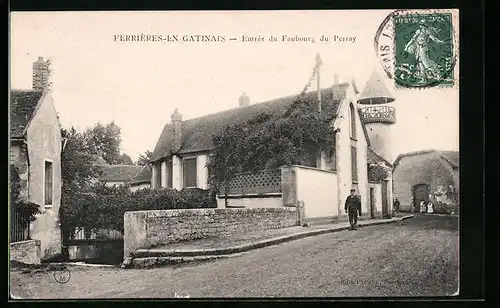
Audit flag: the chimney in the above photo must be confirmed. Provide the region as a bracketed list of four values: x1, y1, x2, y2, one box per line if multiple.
[32, 56, 49, 92]
[334, 74, 339, 85]
[171, 108, 183, 153]
[238, 92, 250, 107]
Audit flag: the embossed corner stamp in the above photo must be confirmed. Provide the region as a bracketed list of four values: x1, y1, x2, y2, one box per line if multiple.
[375, 9, 458, 89]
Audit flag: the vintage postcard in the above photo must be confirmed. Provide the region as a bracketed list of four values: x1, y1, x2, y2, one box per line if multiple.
[9, 9, 459, 299]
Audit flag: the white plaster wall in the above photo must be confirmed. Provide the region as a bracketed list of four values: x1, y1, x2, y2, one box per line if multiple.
[160, 161, 167, 188]
[369, 183, 382, 213]
[130, 183, 150, 192]
[216, 196, 282, 208]
[295, 166, 338, 219]
[334, 86, 370, 217]
[172, 155, 181, 189]
[197, 154, 208, 189]
[104, 181, 126, 187]
[365, 122, 394, 164]
[25, 93, 62, 260]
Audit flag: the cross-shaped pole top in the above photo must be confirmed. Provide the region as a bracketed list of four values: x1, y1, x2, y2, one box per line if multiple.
[315, 53, 323, 68]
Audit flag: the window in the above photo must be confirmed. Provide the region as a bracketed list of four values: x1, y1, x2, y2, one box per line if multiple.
[154, 163, 161, 188]
[44, 160, 53, 206]
[183, 158, 197, 188]
[351, 146, 358, 182]
[167, 160, 173, 188]
[349, 103, 356, 139]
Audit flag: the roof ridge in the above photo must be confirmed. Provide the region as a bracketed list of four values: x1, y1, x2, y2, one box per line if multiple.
[368, 147, 393, 167]
[180, 83, 350, 124]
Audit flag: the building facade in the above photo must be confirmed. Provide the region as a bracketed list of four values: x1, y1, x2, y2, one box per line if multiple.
[148, 72, 395, 221]
[10, 89, 63, 260]
[393, 150, 459, 214]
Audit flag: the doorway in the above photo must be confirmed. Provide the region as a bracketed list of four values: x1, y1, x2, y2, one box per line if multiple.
[369, 187, 375, 218]
[381, 180, 389, 218]
[413, 184, 430, 213]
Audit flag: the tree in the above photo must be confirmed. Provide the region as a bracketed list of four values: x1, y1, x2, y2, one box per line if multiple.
[137, 150, 154, 166]
[60, 127, 106, 239]
[208, 97, 336, 206]
[83, 122, 122, 165]
[118, 153, 134, 165]
[10, 164, 21, 202]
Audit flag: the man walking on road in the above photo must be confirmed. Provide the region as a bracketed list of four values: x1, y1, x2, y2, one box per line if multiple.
[345, 188, 362, 230]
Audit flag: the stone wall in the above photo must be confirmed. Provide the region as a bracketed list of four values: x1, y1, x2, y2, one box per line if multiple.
[216, 196, 282, 208]
[124, 207, 298, 258]
[393, 151, 458, 214]
[10, 240, 41, 265]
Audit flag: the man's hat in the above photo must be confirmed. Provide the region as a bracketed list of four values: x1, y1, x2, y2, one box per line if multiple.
[350, 189, 356, 192]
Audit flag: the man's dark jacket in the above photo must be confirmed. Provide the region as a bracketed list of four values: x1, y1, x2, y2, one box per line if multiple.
[345, 195, 362, 215]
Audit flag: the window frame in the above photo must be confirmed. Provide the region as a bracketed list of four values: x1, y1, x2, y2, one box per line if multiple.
[42, 158, 54, 208]
[182, 157, 198, 188]
[349, 103, 357, 140]
[351, 145, 358, 183]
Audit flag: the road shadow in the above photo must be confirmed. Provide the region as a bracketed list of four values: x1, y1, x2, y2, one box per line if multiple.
[399, 214, 458, 231]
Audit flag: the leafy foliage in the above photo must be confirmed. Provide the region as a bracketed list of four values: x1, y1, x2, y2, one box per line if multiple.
[118, 153, 134, 165]
[59, 185, 216, 234]
[368, 164, 389, 183]
[207, 97, 336, 198]
[10, 165, 40, 228]
[10, 164, 21, 202]
[83, 122, 123, 165]
[137, 150, 154, 166]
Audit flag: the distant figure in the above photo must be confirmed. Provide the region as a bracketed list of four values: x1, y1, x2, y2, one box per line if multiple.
[345, 189, 362, 230]
[393, 199, 400, 213]
[420, 200, 426, 213]
[427, 201, 434, 214]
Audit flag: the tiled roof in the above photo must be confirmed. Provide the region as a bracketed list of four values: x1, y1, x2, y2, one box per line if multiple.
[98, 165, 143, 182]
[367, 147, 393, 168]
[393, 150, 459, 169]
[152, 84, 350, 162]
[10, 90, 44, 138]
[437, 151, 459, 169]
[357, 70, 395, 104]
[130, 165, 152, 184]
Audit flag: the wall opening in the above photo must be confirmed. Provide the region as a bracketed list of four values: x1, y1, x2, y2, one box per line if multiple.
[44, 160, 53, 206]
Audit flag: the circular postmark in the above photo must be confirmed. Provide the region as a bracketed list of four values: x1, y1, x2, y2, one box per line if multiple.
[374, 9, 458, 88]
[53, 268, 71, 284]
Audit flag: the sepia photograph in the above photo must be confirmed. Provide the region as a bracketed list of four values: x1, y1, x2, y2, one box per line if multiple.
[9, 9, 460, 299]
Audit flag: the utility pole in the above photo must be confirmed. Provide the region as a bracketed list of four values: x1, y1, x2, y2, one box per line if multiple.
[315, 53, 323, 113]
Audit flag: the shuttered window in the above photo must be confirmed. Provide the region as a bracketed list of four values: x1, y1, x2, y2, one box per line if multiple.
[44, 160, 53, 205]
[351, 146, 358, 182]
[183, 158, 197, 188]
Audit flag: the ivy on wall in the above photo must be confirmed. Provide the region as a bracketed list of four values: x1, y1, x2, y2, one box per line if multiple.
[368, 164, 389, 183]
[207, 98, 337, 205]
[10, 164, 41, 232]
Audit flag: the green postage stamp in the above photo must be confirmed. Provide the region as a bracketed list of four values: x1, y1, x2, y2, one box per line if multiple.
[375, 10, 458, 89]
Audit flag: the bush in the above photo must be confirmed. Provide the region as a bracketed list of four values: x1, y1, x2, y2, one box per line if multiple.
[10, 164, 41, 228]
[59, 185, 217, 234]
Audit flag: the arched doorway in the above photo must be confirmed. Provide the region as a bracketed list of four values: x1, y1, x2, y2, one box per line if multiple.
[412, 184, 430, 213]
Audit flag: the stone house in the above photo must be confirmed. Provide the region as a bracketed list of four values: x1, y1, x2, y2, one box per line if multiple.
[393, 150, 459, 214]
[97, 164, 142, 187]
[10, 89, 63, 261]
[148, 76, 395, 223]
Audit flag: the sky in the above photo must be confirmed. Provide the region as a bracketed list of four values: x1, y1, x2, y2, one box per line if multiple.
[10, 10, 459, 163]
